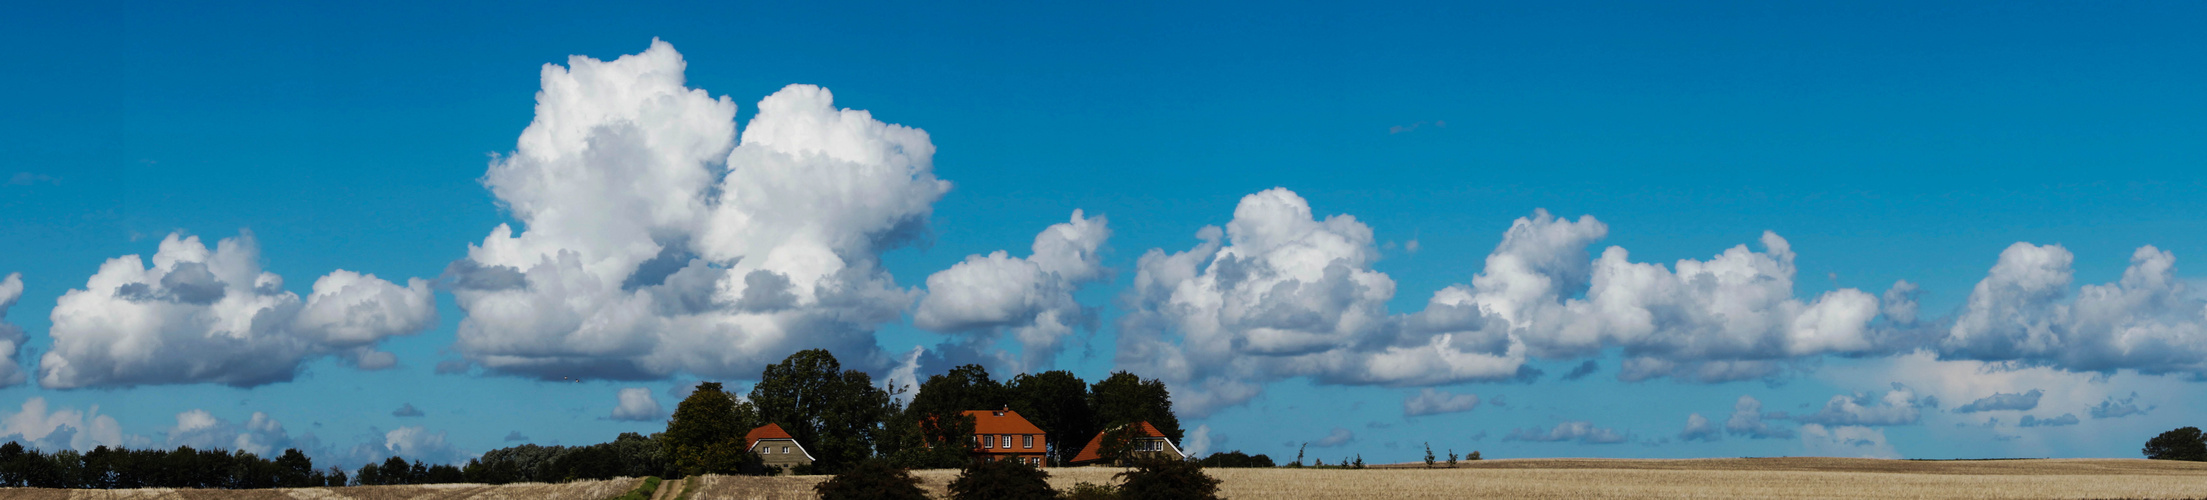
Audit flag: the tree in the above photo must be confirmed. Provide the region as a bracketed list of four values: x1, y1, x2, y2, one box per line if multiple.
[1009, 370, 1095, 465]
[1116, 456, 1221, 500]
[1096, 423, 1147, 466]
[275, 449, 313, 487]
[1446, 449, 1458, 468]
[2144, 427, 2207, 461]
[752, 349, 895, 474]
[1194, 451, 1274, 468]
[1423, 443, 1435, 468]
[1288, 444, 1306, 468]
[663, 381, 762, 476]
[815, 459, 928, 500]
[1091, 371, 1182, 443]
[948, 457, 1058, 500]
[910, 364, 1010, 415]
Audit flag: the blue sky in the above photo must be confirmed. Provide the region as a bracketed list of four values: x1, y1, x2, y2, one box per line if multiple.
[3, 1, 2206, 466]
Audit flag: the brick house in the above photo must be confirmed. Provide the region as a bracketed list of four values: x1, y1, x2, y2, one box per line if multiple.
[746, 423, 813, 471]
[1069, 421, 1184, 466]
[967, 408, 1049, 467]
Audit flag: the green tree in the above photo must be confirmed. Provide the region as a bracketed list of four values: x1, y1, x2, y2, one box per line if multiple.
[815, 459, 928, 500]
[1423, 443, 1435, 468]
[1090, 371, 1183, 443]
[948, 457, 1058, 500]
[1009, 370, 1095, 465]
[1116, 456, 1221, 500]
[2144, 426, 2207, 461]
[663, 381, 763, 476]
[909, 364, 1009, 415]
[751, 349, 894, 474]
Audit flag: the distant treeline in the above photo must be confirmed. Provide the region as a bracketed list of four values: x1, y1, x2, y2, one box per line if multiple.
[0, 349, 1198, 489]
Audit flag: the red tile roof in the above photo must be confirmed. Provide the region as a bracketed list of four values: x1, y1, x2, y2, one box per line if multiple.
[965, 409, 1046, 435]
[745, 423, 794, 449]
[1070, 421, 1170, 464]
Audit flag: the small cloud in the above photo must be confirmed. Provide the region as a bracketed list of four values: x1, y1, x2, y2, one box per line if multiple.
[1387, 120, 1447, 134]
[1953, 389, 2042, 413]
[609, 387, 667, 421]
[1726, 396, 1794, 439]
[1794, 384, 1932, 427]
[503, 431, 530, 442]
[1504, 421, 1627, 444]
[1403, 388, 1480, 417]
[391, 404, 424, 418]
[1404, 239, 1421, 254]
[1679, 413, 1720, 442]
[1310, 428, 1355, 448]
[1799, 424, 1898, 459]
[1561, 360, 1600, 381]
[433, 360, 472, 375]
[2019, 413, 2080, 428]
[7, 172, 58, 186]
[2088, 393, 2149, 419]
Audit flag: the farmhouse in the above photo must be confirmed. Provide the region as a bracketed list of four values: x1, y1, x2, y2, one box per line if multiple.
[746, 423, 813, 470]
[1069, 421, 1183, 466]
[967, 408, 1049, 467]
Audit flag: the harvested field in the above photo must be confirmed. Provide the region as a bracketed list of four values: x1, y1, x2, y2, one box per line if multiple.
[0, 477, 642, 499]
[3, 459, 2202, 499]
[678, 458, 2207, 500]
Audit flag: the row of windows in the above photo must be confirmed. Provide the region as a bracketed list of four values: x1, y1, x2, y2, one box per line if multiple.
[760, 443, 794, 455]
[977, 434, 1037, 449]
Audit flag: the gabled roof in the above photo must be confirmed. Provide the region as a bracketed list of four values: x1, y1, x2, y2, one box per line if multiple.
[1070, 422, 1179, 464]
[964, 409, 1046, 435]
[746, 423, 815, 461]
[745, 423, 794, 448]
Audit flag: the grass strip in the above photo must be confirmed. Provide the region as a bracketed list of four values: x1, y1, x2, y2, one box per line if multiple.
[673, 476, 699, 500]
[605, 476, 662, 500]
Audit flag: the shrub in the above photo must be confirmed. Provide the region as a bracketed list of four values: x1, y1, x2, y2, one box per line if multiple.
[1065, 481, 1121, 500]
[608, 476, 662, 500]
[815, 459, 928, 500]
[1194, 451, 1274, 468]
[1116, 456, 1221, 500]
[2144, 427, 2207, 461]
[949, 458, 1058, 500]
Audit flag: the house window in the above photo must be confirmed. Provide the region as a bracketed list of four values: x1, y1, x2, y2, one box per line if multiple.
[1001, 435, 1012, 448]
[782, 446, 791, 455]
[1024, 435, 1034, 448]
[983, 434, 994, 448]
[762, 446, 772, 454]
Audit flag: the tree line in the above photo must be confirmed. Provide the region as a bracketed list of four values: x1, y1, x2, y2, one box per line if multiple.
[0, 348, 1196, 489]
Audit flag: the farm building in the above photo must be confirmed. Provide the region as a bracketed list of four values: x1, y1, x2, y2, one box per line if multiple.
[1070, 421, 1183, 466]
[967, 407, 1049, 467]
[746, 423, 813, 471]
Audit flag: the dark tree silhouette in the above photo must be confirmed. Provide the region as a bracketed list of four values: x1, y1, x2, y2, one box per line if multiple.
[2144, 426, 2207, 461]
[1009, 370, 1095, 465]
[1117, 455, 1221, 500]
[815, 459, 928, 500]
[1091, 371, 1183, 442]
[948, 457, 1058, 500]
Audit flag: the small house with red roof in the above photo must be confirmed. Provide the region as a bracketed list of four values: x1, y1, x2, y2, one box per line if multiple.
[746, 423, 813, 470]
[966, 408, 1049, 467]
[1069, 421, 1183, 466]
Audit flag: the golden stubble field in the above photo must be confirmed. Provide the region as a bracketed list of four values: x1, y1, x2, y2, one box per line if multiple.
[4, 458, 2203, 499]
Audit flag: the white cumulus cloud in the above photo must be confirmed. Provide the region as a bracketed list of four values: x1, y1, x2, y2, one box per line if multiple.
[1503, 421, 1628, 444]
[0, 397, 135, 451]
[1942, 244, 2207, 375]
[41, 232, 433, 388]
[0, 273, 27, 386]
[1402, 388, 1480, 417]
[915, 210, 1109, 374]
[1800, 423, 1899, 458]
[1795, 384, 1934, 427]
[610, 387, 666, 421]
[447, 40, 950, 380]
[1725, 395, 1794, 439]
[1679, 413, 1720, 442]
[165, 409, 315, 457]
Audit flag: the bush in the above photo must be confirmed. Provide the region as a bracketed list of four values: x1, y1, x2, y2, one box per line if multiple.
[815, 459, 928, 500]
[1065, 481, 1121, 500]
[2144, 427, 2207, 461]
[1116, 456, 1220, 500]
[1194, 451, 1273, 468]
[608, 476, 662, 500]
[948, 458, 1058, 500]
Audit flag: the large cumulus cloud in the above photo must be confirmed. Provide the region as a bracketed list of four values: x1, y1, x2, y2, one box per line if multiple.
[41, 232, 434, 388]
[1940, 244, 2207, 375]
[447, 40, 949, 380]
[1116, 189, 1893, 415]
[914, 210, 1109, 374]
[0, 273, 26, 386]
